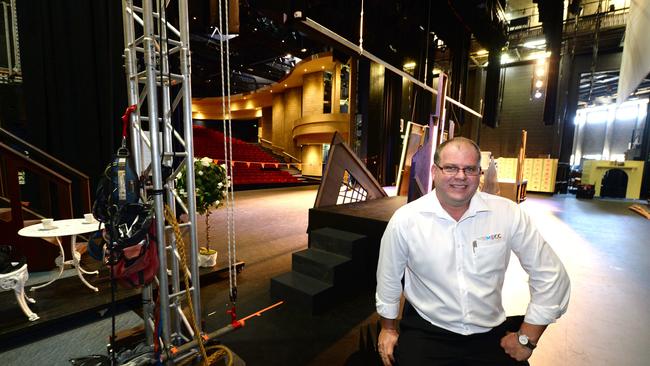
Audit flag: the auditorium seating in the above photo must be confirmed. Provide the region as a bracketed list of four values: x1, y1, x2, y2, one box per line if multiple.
[193, 125, 303, 187]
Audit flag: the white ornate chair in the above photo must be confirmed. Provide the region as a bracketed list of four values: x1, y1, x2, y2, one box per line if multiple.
[0, 262, 39, 321]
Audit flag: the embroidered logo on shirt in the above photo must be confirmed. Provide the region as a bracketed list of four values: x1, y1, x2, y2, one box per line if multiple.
[482, 233, 502, 241]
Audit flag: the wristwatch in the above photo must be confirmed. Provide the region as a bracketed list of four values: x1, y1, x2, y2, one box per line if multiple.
[517, 331, 537, 350]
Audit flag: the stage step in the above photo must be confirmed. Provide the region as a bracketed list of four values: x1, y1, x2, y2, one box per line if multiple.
[270, 271, 336, 314]
[271, 228, 369, 314]
[309, 227, 367, 258]
[292, 248, 352, 286]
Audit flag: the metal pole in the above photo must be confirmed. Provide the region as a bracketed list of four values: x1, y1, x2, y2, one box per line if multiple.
[9, 0, 20, 72]
[121, 0, 154, 345]
[122, 1, 143, 175]
[142, 0, 172, 348]
[156, 0, 184, 340]
[2, 3, 12, 73]
[179, 0, 201, 324]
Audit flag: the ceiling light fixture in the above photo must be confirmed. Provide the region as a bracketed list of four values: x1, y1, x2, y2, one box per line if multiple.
[523, 39, 546, 49]
[301, 48, 307, 53]
[403, 61, 416, 69]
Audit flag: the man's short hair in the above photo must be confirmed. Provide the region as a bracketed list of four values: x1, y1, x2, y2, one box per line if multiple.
[433, 137, 481, 166]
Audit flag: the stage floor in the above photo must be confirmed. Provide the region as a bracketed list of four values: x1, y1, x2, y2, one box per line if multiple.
[0, 259, 243, 348]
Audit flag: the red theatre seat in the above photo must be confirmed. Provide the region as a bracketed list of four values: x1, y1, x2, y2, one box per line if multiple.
[193, 125, 301, 186]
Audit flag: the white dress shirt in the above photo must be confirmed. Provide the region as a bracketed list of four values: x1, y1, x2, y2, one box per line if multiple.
[376, 190, 570, 335]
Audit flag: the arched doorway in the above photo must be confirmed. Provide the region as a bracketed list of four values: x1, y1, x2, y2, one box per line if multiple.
[600, 169, 628, 198]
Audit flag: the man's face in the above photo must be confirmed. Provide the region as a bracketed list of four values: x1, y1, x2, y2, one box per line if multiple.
[433, 142, 481, 210]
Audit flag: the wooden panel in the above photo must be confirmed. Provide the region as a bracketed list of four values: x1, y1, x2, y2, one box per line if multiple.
[497, 157, 559, 193]
[302, 72, 324, 117]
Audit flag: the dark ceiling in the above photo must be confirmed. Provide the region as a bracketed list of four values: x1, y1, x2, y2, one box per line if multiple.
[188, 0, 510, 98]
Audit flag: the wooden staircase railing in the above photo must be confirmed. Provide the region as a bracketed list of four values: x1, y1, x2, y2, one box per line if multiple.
[0, 128, 92, 270]
[0, 127, 91, 212]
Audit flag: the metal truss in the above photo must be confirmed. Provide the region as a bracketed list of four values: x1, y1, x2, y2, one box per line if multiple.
[121, 0, 200, 354]
[1, 0, 21, 84]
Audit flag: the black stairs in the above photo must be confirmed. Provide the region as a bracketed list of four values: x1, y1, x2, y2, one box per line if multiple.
[270, 227, 367, 314]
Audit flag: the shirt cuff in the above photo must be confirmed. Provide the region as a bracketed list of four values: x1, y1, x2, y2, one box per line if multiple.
[375, 293, 400, 319]
[524, 302, 564, 325]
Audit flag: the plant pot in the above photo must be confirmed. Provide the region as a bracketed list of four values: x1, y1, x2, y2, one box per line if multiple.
[198, 248, 217, 268]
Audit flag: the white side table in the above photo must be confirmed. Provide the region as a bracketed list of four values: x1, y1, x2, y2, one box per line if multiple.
[18, 218, 103, 292]
[0, 263, 39, 321]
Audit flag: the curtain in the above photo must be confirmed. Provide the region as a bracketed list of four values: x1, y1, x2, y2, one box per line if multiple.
[17, 0, 126, 187]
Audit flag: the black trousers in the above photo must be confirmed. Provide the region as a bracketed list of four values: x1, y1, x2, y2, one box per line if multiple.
[396, 302, 530, 366]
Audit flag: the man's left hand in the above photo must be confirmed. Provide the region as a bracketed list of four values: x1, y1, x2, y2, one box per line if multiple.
[500, 332, 533, 361]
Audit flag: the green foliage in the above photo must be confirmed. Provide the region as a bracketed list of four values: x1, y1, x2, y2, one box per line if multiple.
[176, 157, 229, 215]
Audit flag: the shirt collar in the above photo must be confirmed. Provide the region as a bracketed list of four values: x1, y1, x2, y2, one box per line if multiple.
[418, 190, 491, 219]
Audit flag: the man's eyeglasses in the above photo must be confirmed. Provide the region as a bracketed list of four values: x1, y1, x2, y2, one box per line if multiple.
[435, 164, 481, 176]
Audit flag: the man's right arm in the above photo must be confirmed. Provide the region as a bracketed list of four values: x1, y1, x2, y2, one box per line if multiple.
[375, 215, 409, 366]
[378, 316, 399, 366]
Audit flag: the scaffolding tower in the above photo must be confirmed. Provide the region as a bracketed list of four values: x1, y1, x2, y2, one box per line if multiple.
[121, 0, 201, 354]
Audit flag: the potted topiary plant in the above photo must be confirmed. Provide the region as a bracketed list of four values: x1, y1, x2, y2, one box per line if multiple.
[176, 157, 229, 267]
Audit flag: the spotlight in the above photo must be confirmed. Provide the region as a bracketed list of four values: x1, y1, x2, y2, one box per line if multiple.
[403, 61, 416, 69]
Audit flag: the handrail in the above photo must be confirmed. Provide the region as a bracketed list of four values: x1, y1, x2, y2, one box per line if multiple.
[0, 127, 91, 213]
[1, 141, 74, 223]
[0, 127, 89, 179]
[259, 137, 301, 164]
[508, 6, 628, 36]
[0, 141, 75, 270]
[0, 142, 72, 186]
[0, 195, 43, 220]
[282, 151, 301, 163]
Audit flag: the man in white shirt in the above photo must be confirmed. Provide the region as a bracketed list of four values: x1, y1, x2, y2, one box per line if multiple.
[376, 137, 570, 365]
